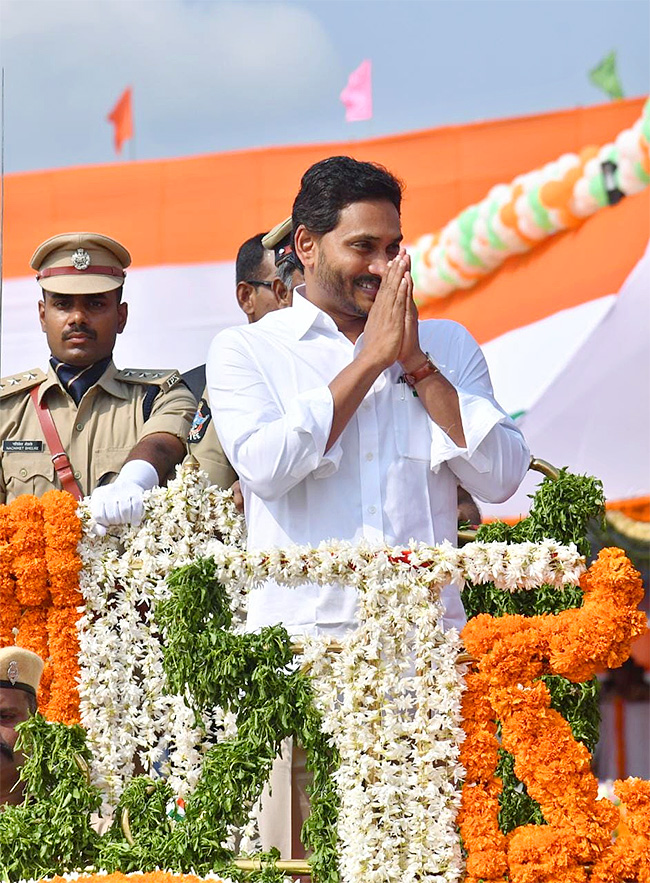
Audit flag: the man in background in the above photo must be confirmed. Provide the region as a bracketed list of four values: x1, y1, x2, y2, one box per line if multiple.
[0, 647, 43, 806]
[0, 233, 195, 533]
[186, 231, 293, 487]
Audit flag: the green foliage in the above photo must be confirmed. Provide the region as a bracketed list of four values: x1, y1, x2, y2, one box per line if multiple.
[0, 715, 102, 879]
[95, 777, 175, 871]
[496, 749, 545, 834]
[473, 468, 605, 558]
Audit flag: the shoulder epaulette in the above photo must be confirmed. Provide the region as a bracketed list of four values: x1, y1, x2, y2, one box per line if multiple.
[0, 368, 47, 399]
[114, 368, 182, 394]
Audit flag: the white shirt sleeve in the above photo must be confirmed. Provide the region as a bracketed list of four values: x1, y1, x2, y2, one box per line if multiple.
[207, 330, 342, 500]
[423, 322, 530, 503]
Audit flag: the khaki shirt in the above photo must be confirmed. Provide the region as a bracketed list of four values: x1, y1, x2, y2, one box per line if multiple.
[185, 384, 237, 489]
[0, 362, 196, 503]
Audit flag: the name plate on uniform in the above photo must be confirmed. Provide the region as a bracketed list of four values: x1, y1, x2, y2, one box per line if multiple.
[2, 440, 45, 453]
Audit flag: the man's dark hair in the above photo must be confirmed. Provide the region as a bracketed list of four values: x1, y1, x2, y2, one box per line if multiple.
[235, 233, 269, 284]
[292, 156, 403, 236]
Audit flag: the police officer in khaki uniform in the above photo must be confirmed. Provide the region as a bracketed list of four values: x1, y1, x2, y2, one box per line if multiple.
[0, 647, 43, 806]
[186, 231, 294, 488]
[0, 233, 196, 532]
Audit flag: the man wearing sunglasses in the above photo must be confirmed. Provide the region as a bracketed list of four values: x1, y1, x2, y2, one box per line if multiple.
[186, 233, 291, 488]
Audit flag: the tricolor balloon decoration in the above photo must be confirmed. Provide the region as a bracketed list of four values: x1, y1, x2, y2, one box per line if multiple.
[412, 98, 650, 301]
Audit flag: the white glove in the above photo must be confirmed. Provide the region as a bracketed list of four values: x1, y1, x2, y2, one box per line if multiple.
[89, 460, 159, 536]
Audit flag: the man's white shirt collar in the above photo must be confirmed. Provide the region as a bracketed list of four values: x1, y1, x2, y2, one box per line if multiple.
[273, 285, 345, 341]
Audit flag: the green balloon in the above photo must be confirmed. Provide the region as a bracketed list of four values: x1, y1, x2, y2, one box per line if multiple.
[588, 172, 609, 207]
[437, 249, 458, 287]
[634, 161, 650, 186]
[486, 202, 507, 251]
[529, 187, 554, 232]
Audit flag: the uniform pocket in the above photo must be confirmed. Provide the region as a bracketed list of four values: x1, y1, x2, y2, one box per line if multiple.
[92, 448, 131, 487]
[391, 383, 432, 462]
[3, 453, 56, 499]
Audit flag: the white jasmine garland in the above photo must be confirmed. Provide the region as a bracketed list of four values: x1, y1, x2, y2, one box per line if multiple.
[72, 465, 585, 879]
[76, 465, 247, 806]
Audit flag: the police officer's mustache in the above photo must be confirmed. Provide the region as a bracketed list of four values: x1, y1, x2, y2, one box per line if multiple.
[63, 324, 97, 340]
[0, 739, 14, 762]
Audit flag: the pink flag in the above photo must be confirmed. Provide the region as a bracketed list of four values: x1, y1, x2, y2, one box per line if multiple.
[340, 59, 372, 122]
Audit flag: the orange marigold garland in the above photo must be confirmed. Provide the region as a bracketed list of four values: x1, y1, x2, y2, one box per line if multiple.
[41, 489, 83, 723]
[41, 488, 83, 607]
[457, 669, 507, 883]
[590, 778, 650, 883]
[45, 604, 82, 723]
[0, 503, 20, 646]
[460, 548, 648, 882]
[40, 874, 234, 883]
[8, 494, 50, 606]
[1, 490, 83, 722]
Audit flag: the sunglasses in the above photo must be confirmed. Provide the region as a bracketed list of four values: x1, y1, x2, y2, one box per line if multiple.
[246, 280, 274, 290]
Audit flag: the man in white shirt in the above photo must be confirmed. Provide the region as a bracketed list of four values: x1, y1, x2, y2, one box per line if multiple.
[208, 156, 529, 635]
[208, 156, 529, 856]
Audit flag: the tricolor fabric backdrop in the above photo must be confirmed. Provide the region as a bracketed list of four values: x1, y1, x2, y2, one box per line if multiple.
[3, 97, 648, 519]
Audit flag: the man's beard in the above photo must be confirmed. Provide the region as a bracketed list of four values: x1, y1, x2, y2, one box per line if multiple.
[315, 253, 374, 320]
[0, 739, 15, 762]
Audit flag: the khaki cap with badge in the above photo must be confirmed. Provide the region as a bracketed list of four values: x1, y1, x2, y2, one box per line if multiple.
[261, 217, 294, 267]
[0, 647, 44, 697]
[30, 232, 131, 295]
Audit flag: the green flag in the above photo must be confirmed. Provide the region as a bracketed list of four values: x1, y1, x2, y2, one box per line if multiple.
[589, 51, 625, 100]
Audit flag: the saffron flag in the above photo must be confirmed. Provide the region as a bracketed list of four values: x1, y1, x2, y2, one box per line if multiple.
[589, 51, 625, 100]
[107, 86, 134, 154]
[340, 59, 372, 122]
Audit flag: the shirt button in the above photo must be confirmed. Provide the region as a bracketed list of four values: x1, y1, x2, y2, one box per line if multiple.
[368, 505, 377, 515]
[75, 423, 84, 432]
[365, 452, 374, 461]
[73, 470, 81, 480]
[19, 468, 27, 477]
[362, 401, 371, 411]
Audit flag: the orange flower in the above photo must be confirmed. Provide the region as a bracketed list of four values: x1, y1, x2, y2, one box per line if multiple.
[8, 495, 50, 607]
[41, 489, 82, 607]
[459, 548, 644, 881]
[2, 491, 83, 723]
[45, 604, 81, 724]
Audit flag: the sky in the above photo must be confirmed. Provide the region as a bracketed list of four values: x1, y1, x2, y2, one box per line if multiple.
[0, 0, 648, 174]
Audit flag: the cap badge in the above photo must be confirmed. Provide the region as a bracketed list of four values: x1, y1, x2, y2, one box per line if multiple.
[7, 660, 18, 685]
[71, 248, 91, 271]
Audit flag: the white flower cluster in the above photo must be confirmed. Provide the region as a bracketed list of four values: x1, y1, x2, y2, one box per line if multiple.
[301, 569, 466, 883]
[201, 536, 585, 595]
[76, 465, 246, 806]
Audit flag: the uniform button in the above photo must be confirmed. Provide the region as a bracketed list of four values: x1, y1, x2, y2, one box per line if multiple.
[368, 505, 377, 515]
[73, 470, 81, 480]
[365, 452, 374, 461]
[362, 401, 371, 411]
[75, 423, 84, 432]
[20, 468, 27, 477]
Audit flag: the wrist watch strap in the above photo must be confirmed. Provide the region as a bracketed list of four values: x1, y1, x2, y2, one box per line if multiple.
[402, 353, 439, 388]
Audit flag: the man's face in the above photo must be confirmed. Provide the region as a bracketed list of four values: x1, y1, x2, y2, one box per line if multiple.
[306, 199, 402, 322]
[38, 290, 128, 367]
[238, 250, 282, 323]
[0, 688, 31, 803]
